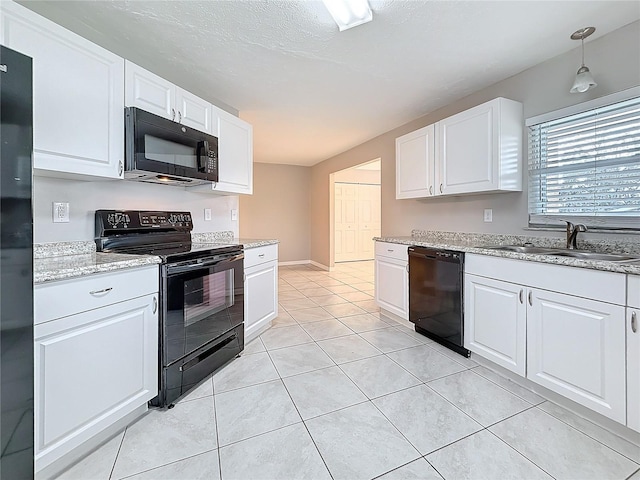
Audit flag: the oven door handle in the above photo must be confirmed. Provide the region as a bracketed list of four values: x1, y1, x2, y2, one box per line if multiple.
[167, 253, 244, 275]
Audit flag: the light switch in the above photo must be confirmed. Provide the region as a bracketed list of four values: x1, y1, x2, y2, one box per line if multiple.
[231, 209, 238, 221]
[204, 208, 212, 221]
[483, 209, 493, 222]
[53, 202, 70, 223]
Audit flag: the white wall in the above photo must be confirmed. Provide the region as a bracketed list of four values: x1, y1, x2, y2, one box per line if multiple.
[309, 21, 640, 266]
[34, 176, 239, 243]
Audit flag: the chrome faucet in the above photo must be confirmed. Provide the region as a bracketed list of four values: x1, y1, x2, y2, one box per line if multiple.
[565, 221, 587, 249]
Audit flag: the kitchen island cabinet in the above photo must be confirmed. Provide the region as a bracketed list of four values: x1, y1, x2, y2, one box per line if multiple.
[34, 266, 159, 475]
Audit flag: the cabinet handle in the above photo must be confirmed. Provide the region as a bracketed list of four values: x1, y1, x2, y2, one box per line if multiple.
[429, 185, 433, 195]
[519, 289, 523, 304]
[632, 311, 638, 333]
[89, 287, 112, 296]
[406, 264, 409, 272]
[178, 111, 182, 123]
[387, 249, 394, 252]
[440, 183, 443, 194]
[258, 254, 265, 258]
[153, 296, 158, 314]
[528, 290, 533, 306]
[118, 160, 123, 176]
[171, 108, 176, 121]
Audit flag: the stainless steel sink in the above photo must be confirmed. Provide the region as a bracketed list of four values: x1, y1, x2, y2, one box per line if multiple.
[481, 245, 640, 262]
[481, 245, 558, 254]
[548, 251, 640, 262]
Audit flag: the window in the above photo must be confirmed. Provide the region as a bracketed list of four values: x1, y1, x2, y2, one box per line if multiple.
[527, 92, 640, 230]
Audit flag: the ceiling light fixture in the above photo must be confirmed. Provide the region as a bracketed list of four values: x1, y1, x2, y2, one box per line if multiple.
[322, 0, 372, 31]
[569, 26, 597, 94]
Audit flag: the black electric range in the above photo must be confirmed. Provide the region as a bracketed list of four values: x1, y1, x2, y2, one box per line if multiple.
[95, 210, 245, 407]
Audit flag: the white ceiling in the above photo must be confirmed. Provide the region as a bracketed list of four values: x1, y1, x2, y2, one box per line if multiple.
[20, 1, 640, 167]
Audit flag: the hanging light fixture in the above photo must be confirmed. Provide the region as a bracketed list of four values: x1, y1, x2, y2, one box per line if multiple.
[322, 0, 373, 31]
[569, 26, 597, 94]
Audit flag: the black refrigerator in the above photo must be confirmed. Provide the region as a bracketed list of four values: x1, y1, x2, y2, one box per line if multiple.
[0, 45, 34, 479]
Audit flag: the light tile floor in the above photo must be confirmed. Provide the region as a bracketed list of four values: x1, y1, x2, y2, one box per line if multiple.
[58, 261, 640, 480]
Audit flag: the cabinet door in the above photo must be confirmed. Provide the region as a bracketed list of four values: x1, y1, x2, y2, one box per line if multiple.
[464, 274, 526, 375]
[176, 88, 213, 134]
[375, 256, 408, 320]
[213, 108, 253, 194]
[628, 308, 640, 432]
[244, 261, 278, 343]
[527, 289, 626, 423]
[1, 2, 124, 179]
[125, 60, 175, 120]
[396, 125, 435, 199]
[34, 294, 158, 470]
[438, 100, 497, 195]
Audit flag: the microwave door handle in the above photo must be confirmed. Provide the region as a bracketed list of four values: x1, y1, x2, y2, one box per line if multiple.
[196, 140, 209, 173]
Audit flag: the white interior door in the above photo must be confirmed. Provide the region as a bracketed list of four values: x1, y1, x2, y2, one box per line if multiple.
[335, 182, 381, 263]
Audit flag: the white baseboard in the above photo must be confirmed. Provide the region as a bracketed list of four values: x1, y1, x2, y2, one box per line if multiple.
[310, 260, 332, 271]
[278, 260, 333, 271]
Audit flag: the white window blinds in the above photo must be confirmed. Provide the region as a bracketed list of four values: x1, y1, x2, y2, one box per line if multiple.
[528, 96, 640, 229]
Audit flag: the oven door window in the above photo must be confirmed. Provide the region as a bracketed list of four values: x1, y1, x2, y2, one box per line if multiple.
[165, 264, 244, 365]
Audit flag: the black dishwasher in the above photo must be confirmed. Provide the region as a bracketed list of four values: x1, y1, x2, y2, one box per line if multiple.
[408, 246, 469, 357]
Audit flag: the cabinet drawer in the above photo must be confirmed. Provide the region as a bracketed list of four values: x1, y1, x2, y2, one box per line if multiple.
[628, 275, 640, 308]
[244, 244, 278, 268]
[35, 266, 158, 324]
[375, 242, 408, 261]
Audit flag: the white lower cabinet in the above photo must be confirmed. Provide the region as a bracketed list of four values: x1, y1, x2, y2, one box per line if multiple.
[527, 289, 626, 423]
[464, 274, 526, 375]
[34, 267, 158, 472]
[626, 275, 640, 432]
[464, 254, 628, 424]
[374, 242, 408, 320]
[244, 245, 278, 343]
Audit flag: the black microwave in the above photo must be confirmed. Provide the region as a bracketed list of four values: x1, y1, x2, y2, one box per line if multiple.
[124, 107, 218, 186]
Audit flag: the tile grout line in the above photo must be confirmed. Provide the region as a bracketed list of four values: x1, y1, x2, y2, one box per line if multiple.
[107, 426, 128, 480]
[530, 404, 640, 465]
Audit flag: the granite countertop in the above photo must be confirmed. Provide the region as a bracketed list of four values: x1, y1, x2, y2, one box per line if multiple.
[34, 252, 161, 285]
[375, 232, 640, 275]
[191, 232, 278, 249]
[34, 235, 279, 284]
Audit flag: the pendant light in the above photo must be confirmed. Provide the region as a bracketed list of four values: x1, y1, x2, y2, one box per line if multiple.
[570, 27, 597, 94]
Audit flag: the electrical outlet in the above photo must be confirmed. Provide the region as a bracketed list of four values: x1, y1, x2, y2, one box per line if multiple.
[204, 208, 212, 221]
[231, 209, 238, 221]
[483, 208, 493, 223]
[53, 202, 70, 223]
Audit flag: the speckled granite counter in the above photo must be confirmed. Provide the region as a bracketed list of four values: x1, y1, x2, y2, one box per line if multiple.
[191, 233, 279, 250]
[374, 231, 640, 275]
[34, 241, 161, 285]
[34, 235, 278, 284]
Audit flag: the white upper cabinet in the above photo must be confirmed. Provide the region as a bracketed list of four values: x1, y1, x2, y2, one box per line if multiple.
[396, 125, 436, 199]
[125, 61, 253, 194]
[210, 107, 253, 195]
[125, 61, 213, 134]
[125, 62, 174, 120]
[395, 97, 523, 199]
[1, 1, 124, 179]
[438, 97, 522, 195]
